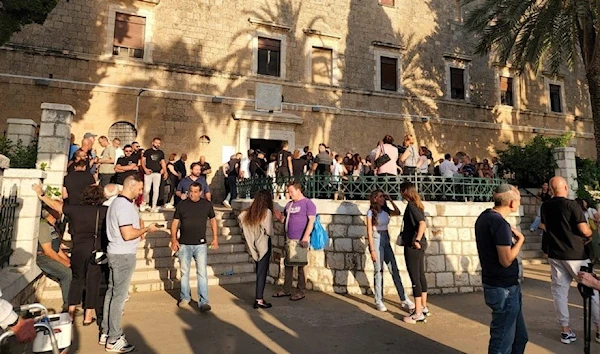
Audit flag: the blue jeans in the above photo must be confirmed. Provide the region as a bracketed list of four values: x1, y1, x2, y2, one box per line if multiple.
[179, 244, 209, 305]
[101, 253, 136, 342]
[483, 284, 528, 354]
[373, 230, 407, 305]
[36, 254, 72, 309]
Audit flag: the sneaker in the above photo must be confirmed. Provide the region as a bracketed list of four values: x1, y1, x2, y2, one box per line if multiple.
[401, 298, 415, 311]
[596, 332, 600, 343]
[199, 304, 212, 312]
[178, 299, 191, 310]
[139, 204, 149, 212]
[222, 200, 231, 208]
[149, 207, 159, 213]
[529, 228, 535, 232]
[163, 203, 174, 210]
[105, 335, 135, 353]
[98, 334, 108, 346]
[403, 312, 426, 324]
[422, 306, 431, 317]
[560, 330, 577, 344]
[375, 303, 388, 312]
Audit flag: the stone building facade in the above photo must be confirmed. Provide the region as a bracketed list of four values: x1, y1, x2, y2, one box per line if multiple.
[0, 0, 594, 198]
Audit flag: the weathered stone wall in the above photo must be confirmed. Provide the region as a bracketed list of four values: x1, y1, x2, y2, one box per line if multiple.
[234, 199, 521, 296]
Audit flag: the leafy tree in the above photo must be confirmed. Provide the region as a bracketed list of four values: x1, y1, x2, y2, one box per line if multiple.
[464, 0, 600, 162]
[0, 136, 38, 168]
[0, 0, 60, 46]
[498, 133, 572, 187]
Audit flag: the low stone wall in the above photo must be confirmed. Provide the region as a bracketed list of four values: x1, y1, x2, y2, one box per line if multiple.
[233, 200, 522, 296]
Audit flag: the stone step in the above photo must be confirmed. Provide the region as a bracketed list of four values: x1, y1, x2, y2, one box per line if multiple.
[521, 242, 541, 251]
[138, 235, 244, 248]
[521, 258, 549, 265]
[41, 273, 256, 299]
[145, 226, 241, 238]
[136, 243, 246, 258]
[140, 210, 236, 222]
[521, 250, 544, 259]
[135, 252, 251, 269]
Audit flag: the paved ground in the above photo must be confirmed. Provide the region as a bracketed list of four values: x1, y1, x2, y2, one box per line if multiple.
[10, 264, 600, 353]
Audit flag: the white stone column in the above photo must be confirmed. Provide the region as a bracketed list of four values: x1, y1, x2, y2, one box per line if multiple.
[553, 146, 578, 199]
[1, 169, 46, 267]
[6, 118, 38, 147]
[36, 103, 75, 189]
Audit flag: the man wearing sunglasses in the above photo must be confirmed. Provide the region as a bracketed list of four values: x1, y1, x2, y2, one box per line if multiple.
[114, 145, 140, 185]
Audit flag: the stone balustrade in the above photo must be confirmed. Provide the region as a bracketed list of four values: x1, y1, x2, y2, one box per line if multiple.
[233, 199, 522, 296]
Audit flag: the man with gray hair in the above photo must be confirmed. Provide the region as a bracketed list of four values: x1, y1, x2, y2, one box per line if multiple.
[540, 176, 599, 344]
[475, 183, 528, 353]
[103, 184, 121, 207]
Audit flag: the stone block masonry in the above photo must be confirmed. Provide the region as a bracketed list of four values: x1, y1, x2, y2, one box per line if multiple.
[233, 199, 522, 297]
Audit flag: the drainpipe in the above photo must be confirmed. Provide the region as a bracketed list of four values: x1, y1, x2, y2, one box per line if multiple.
[134, 89, 147, 129]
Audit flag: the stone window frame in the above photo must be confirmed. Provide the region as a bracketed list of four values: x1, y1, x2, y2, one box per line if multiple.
[544, 76, 566, 114]
[444, 56, 471, 102]
[496, 67, 519, 109]
[251, 31, 288, 80]
[104, 5, 155, 63]
[304, 35, 340, 87]
[374, 49, 403, 94]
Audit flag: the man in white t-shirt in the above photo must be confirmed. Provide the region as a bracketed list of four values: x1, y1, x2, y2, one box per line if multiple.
[113, 138, 124, 165]
[100, 176, 158, 352]
[439, 154, 458, 177]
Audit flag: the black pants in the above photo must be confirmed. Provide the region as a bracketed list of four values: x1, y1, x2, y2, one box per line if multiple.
[99, 174, 113, 188]
[69, 239, 103, 312]
[404, 243, 428, 297]
[165, 176, 178, 204]
[255, 239, 272, 299]
[227, 175, 238, 200]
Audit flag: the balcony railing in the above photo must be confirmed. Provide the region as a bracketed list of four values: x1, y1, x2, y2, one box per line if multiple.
[237, 175, 504, 202]
[0, 192, 19, 268]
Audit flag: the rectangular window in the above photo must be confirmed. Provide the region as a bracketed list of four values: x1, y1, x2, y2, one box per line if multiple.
[500, 76, 514, 106]
[549, 84, 562, 113]
[312, 47, 333, 85]
[450, 67, 465, 99]
[379, 0, 395, 6]
[257, 37, 281, 77]
[380, 56, 398, 91]
[113, 13, 146, 59]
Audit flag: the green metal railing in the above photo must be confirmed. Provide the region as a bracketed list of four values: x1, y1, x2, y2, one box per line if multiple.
[237, 175, 504, 202]
[0, 192, 19, 268]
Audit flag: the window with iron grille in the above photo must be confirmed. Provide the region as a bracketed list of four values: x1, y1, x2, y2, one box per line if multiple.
[257, 37, 281, 77]
[500, 76, 514, 106]
[549, 84, 562, 113]
[380, 56, 398, 91]
[450, 67, 465, 99]
[113, 13, 146, 59]
[108, 122, 138, 146]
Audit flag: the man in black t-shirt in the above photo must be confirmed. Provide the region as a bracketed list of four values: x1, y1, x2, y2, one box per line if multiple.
[276, 141, 293, 177]
[141, 138, 167, 212]
[222, 153, 241, 208]
[475, 184, 527, 353]
[540, 176, 598, 344]
[67, 149, 92, 174]
[63, 160, 96, 205]
[170, 183, 218, 312]
[197, 156, 211, 180]
[114, 145, 140, 185]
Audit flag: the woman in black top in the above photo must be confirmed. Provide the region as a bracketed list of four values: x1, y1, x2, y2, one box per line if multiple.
[166, 153, 181, 207]
[34, 184, 108, 326]
[399, 182, 429, 324]
[291, 149, 306, 178]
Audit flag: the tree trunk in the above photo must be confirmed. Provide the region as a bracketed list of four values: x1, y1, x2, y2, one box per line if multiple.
[587, 69, 600, 165]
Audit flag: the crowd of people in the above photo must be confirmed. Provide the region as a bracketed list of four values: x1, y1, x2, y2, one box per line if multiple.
[222, 134, 504, 203]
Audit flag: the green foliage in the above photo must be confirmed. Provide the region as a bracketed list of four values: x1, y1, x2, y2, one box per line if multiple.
[498, 133, 572, 187]
[0, 0, 60, 46]
[575, 156, 600, 203]
[0, 136, 38, 168]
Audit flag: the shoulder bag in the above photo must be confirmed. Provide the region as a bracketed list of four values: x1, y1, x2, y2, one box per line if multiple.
[374, 144, 391, 169]
[284, 201, 309, 266]
[91, 208, 108, 265]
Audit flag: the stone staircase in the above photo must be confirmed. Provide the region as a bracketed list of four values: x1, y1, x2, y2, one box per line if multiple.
[519, 214, 547, 265]
[41, 207, 255, 299]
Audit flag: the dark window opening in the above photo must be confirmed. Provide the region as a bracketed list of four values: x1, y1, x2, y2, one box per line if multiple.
[380, 56, 398, 91]
[257, 37, 281, 77]
[500, 76, 514, 106]
[450, 67, 465, 100]
[549, 84, 562, 113]
[113, 13, 146, 59]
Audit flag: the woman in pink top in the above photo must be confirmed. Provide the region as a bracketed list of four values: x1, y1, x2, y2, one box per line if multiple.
[374, 135, 399, 176]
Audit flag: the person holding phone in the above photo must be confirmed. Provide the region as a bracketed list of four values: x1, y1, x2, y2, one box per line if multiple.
[366, 189, 414, 312]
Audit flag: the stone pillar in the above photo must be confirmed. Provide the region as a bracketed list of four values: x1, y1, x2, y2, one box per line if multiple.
[553, 146, 578, 198]
[6, 119, 38, 147]
[1, 169, 46, 267]
[36, 103, 75, 189]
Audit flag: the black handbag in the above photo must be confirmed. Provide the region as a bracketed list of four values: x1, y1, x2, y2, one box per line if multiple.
[374, 145, 391, 169]
[91, 208, 107, 265]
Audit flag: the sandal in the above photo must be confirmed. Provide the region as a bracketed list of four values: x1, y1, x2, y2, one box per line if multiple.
[290, 293, 305, 301]
[272, 291, 291, 298]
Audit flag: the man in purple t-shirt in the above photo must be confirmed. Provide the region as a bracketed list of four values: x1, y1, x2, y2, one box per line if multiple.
[273, 182, 316, 301]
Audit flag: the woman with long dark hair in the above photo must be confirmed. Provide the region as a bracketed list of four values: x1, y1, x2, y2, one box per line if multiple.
[366, 189, 414, 312]
[165, 153, 181, 208]
[34, 183, 108, 325]
[238, 190, 275, 309]
[399, 182, 429, 324]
